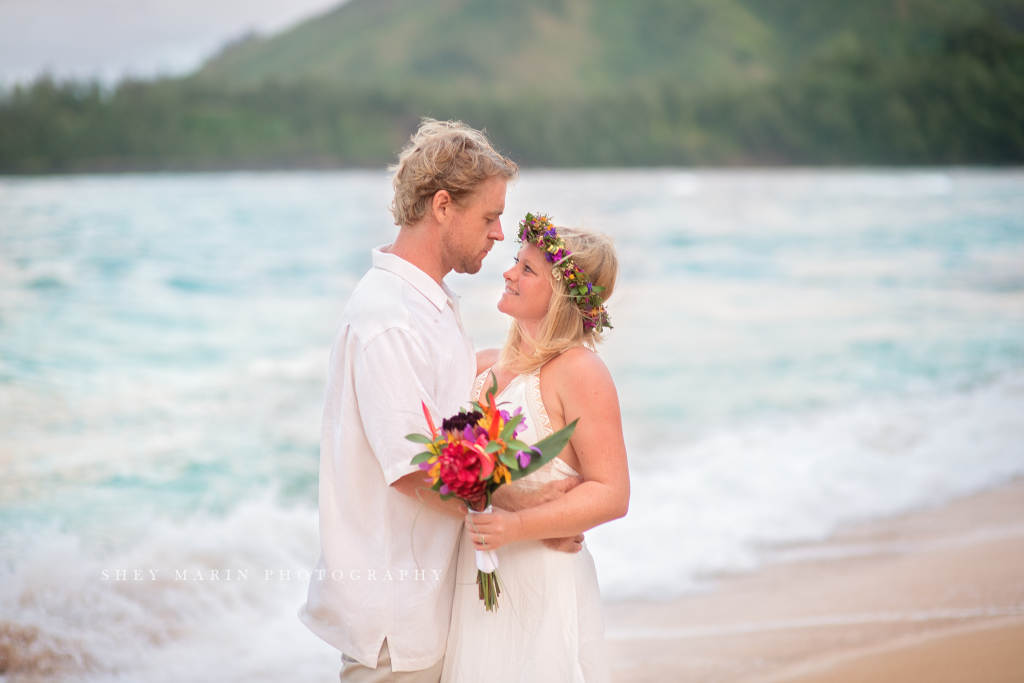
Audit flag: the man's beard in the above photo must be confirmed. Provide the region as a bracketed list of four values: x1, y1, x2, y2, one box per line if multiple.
[442, 234, 485, 275]
[452, 256, 483, 275]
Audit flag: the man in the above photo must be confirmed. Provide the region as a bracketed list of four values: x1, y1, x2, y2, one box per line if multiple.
[298, 119, 581, 682]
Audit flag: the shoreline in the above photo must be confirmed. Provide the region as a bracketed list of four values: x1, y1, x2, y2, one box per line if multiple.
[603, 478, 1024, 682]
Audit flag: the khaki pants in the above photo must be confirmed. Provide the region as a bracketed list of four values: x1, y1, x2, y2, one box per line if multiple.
[340, 639, 444, 683]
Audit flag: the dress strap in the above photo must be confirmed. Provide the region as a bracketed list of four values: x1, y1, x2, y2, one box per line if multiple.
[527, 368, 553, 438]
[472, 367, 493, 403]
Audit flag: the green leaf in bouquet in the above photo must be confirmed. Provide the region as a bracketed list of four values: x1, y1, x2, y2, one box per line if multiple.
[405, 433, 435, 444]
[498, 451, 519, 469]
[410, 451, 435, 465]
[499, 413, 525, 441]
[509, 419, 578, 481]
[506, 439, 529, 452]
[484, 441, 503, 454]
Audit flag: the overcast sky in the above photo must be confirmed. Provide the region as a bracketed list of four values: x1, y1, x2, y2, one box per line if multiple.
[0, 0, 346, 85]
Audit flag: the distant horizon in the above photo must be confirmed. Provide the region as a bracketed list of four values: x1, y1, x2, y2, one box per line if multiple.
[0, 0, 348, 87]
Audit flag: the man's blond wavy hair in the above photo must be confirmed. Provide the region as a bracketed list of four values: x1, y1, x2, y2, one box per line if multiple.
[499, 226, 619, 374]
[389, 118, 518, 227]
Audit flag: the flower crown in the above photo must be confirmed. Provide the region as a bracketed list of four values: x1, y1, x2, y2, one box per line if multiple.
[517, 213, 612, 333]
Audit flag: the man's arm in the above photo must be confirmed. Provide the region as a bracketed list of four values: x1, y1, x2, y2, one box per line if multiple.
[355, 329, 446, 488]
[491, 475, 584, 511]
[391, 471, 465, 521]
[476, 348, 500, 376]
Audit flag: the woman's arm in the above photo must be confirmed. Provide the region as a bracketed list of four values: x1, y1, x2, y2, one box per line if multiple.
[476, 348, 500, 376]
[465, 349, 629, 550]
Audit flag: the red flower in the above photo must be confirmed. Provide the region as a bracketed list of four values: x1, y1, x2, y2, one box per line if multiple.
[438, 438, 487, 505]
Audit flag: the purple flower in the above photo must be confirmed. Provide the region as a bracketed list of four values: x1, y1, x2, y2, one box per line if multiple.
[439, 484, 450, 495]
[512, 407, 527, 437]
[518, 446, 541, 468]
[516, 450, 531, 468]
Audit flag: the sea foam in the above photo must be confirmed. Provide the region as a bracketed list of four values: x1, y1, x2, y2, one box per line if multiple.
[589, 372, 1024, 599]
[0, 496, 336, 682]
[2, 377, 1022, 681]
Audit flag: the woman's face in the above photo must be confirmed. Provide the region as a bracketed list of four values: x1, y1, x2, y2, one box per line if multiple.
[498, 244, 553, 327]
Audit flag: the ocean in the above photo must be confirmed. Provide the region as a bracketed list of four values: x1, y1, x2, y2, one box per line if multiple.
[1, 169, 1023, 681]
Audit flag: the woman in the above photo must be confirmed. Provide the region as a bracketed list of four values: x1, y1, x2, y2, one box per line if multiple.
[440, 214, 630, 683]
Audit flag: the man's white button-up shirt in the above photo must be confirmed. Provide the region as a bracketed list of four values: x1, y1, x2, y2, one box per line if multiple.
[299, 245, 476, 671]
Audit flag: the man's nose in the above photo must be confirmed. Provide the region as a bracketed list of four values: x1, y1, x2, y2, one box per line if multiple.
[490, 219, 504, 242]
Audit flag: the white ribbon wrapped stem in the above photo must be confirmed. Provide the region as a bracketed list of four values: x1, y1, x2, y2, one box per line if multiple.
[467, 505, 500, 573]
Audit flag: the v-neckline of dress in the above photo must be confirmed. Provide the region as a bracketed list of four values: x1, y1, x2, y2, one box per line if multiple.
[476, 367, 530, 403]
[475, 366, 581, 480]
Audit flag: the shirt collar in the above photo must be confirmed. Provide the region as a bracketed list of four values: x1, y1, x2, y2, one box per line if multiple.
[371, 245, 455, 312]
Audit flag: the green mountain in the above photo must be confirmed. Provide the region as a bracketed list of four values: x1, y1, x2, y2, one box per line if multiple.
[2, 0, 1023, 171]
[198, 0, 1020, 93]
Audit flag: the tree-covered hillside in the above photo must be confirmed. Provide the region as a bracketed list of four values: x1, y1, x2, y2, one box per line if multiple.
[2, 0, 1023, 172]
[198, 0, 1020, 92]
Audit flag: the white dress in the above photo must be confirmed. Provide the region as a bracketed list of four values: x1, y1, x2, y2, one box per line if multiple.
[440, 368, 610, 683]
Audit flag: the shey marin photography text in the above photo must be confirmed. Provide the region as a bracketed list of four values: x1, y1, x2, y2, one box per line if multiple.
[100, 568, 446, 582]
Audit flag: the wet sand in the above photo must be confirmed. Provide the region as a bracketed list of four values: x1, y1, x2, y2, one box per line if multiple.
[604, 478, 1024, 683]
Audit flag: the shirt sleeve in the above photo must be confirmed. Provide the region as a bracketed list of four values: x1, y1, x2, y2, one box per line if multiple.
[354, 327, 440, 486]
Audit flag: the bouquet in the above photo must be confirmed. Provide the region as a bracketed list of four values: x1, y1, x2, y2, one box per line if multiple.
[406, 374, 577, 611]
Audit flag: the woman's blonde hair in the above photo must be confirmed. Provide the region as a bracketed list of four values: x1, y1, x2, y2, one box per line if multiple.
[389, 118, 518, 227]
[499, 226, 619, 374]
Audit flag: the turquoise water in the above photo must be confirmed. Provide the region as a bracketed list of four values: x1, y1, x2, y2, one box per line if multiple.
[1, 170, 1023, 681]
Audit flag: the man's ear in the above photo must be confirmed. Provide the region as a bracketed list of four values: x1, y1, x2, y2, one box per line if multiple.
[431, 189, 453, 223]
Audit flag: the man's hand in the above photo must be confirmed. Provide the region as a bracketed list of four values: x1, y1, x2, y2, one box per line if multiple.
[534, 475, 585, 505]
[542, 534, 585, 553]
[536, 477, 586, 554]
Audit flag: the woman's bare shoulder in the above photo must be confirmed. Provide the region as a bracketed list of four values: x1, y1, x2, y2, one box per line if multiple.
[544, 346, 614, 391]
[476, 348, 501, 375]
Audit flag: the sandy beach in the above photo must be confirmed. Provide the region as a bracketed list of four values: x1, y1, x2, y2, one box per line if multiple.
[604, 478, 1024, 683]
